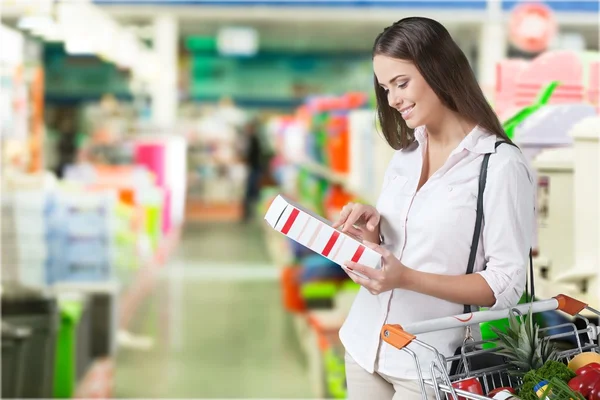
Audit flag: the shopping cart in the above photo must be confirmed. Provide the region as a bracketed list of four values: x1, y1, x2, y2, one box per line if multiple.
[381, 294, 600, 400]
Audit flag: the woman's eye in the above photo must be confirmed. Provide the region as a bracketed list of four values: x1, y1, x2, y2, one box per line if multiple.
[398, 82, 408, 89]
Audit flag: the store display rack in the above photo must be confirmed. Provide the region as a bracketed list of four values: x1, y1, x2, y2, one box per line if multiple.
[262, 217, 350, 399]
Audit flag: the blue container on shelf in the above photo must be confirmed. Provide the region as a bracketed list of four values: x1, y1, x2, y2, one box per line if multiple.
[64, 208, 108, 238]
[65, 237, 111, 282]
[43, 191, 114, 284]
[46, 236, 112, 284]
[299, 254, 349, 283]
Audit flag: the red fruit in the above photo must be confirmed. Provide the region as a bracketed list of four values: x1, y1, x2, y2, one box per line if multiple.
[577, 363, 600, 376]
[569, 372, 600, 398]
[588, 380, 600, 400]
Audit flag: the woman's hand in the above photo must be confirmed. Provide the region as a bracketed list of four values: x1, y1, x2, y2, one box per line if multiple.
[332, 202, 381, 243]
[342, 241, 407, 295]
[343, 243, 497, 307]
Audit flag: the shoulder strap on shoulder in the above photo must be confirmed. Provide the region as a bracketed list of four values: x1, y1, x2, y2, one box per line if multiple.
[463, 140, 533, 313]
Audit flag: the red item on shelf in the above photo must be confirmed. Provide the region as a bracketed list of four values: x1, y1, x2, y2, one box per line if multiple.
[135, 142, 167, 186]
[496, 60, 529, 94]
[590, 62, 600, 106]
[330, 97, 345, 110]
[343, 92, 368, 109]
[493, 51, 599, 117]
[516, 51, 583, 90]
[513, 92, 585, 107]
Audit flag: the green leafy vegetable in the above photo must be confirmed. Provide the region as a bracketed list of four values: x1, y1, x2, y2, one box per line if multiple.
[519, 361, 577, 400]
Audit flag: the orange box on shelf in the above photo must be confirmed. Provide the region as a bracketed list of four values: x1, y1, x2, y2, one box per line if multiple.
[281, 267, 306, 313]
[88, 184, 136, 207]
[264, 195, 381, 279]
[326, 115, 350, 174]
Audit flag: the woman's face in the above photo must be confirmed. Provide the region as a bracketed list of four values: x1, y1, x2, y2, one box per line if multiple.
[373, 55, 444, 129]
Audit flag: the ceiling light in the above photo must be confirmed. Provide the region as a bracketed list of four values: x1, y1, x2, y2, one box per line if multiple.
[17, 14, 53, 31]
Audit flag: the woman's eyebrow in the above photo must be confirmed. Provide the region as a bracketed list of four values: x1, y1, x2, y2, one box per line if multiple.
[388, 74, 407, 84]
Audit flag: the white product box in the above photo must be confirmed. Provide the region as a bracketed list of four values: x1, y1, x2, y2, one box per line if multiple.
[264, 194, 381, 279]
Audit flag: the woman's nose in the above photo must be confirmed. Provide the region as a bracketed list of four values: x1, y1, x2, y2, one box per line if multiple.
[388, 92, 402, 109]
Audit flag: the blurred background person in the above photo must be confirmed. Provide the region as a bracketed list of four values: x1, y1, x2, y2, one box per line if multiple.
[241, 118, 265, 222]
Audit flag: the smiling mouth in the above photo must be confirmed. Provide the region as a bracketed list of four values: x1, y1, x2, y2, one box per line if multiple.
[399, 105, 414, 118]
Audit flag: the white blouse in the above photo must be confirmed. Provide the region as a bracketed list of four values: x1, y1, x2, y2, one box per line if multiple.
[339, 125, 535, 379]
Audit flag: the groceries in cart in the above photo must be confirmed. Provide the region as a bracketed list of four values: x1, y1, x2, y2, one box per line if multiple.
[380, 295, 600, 399]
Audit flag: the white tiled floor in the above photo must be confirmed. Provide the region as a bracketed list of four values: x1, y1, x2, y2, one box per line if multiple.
[114, 221, 315, 399]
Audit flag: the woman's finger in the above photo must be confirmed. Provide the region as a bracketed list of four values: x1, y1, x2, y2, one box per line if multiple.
[366, 212, 380, 232]
[343, 225, 363, 241]
[342, 265, 371, 287]
[342, 205, 365, 232]
[332, 203, 354, 228]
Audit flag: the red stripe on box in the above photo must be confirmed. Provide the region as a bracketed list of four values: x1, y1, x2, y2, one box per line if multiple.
[351, 245, 366, 263]
[321, 231, 340, 257]
[281, 208, 300, 234]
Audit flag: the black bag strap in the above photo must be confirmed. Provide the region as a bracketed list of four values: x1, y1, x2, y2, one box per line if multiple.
[463, 140, 534, 314]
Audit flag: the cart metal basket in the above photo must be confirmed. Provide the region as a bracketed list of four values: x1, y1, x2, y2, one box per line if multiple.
[381, 294, 600, 400]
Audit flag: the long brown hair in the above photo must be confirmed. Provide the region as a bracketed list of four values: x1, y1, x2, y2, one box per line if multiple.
[373, 17, 511, 150]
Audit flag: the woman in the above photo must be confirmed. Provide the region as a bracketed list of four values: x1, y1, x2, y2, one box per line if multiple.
[332, 17, 535, 399]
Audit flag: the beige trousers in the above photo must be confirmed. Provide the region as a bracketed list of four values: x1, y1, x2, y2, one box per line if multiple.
[345, 353, 435, 400]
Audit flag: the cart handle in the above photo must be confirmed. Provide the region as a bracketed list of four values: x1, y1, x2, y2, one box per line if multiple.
[381, 294, 588, 350]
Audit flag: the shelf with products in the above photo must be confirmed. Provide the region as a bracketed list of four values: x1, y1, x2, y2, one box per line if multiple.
[178, 103, 250, 223]
[258, 92, 401, 399]
[0, 24, 45, 176]
[266, 95, 394, 210]
[259, 196, 358, 400]
[294, 159, 375, 206]
[0, 132, 185, 399]
[296, 159, 347, 186]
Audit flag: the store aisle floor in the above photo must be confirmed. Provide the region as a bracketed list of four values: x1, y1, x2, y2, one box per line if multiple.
[115, 221, 315, 399]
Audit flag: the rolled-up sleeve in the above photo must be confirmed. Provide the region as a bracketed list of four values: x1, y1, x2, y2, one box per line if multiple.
[476, 151, 535, 310]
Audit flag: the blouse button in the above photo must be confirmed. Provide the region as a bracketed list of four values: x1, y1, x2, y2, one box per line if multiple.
[448, 186, 453, 192]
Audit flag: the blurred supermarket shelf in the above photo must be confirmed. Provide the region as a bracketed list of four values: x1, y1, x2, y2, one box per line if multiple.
[261, 208, 351, 399]
[298, 160, 348, 186]
[295, 160, 374, 204]
[184, 198, 242, 222]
